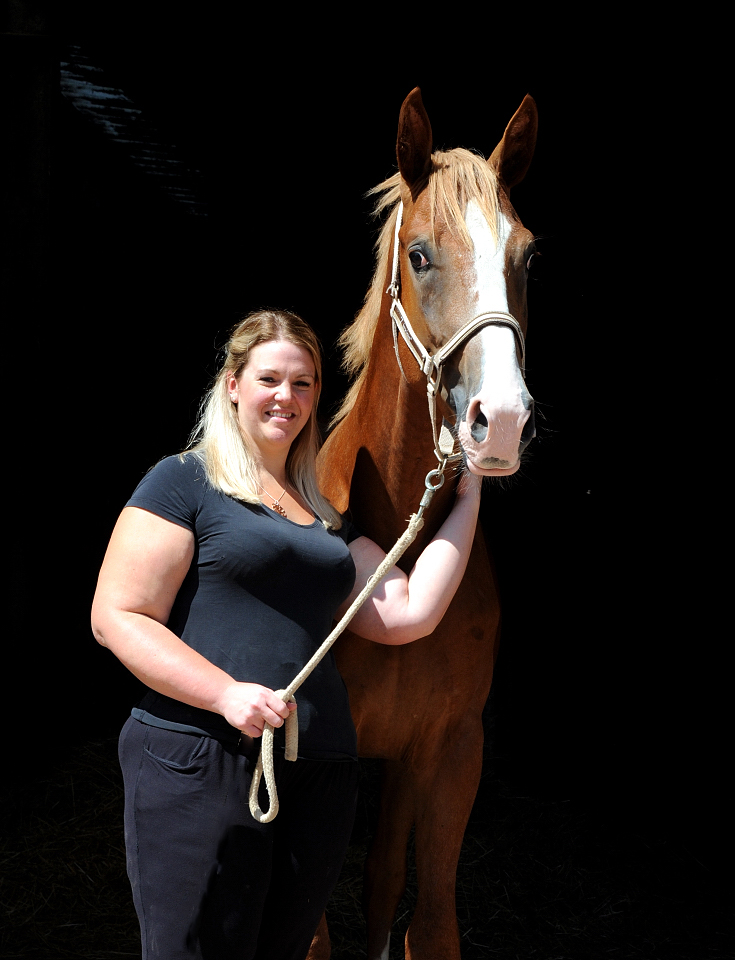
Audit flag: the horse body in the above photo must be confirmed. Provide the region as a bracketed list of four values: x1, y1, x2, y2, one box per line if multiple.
[312, 89, 538, 959]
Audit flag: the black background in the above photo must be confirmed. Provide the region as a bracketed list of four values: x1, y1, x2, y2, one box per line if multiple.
[4, 1, 726, 885]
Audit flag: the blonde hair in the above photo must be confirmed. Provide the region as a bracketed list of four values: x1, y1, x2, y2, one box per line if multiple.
[334, 148, 500, 426]
[187, 309, 342, 529]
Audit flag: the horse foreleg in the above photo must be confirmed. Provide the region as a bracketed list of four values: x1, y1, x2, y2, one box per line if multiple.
[305, 912, 331, 960]
[404, 719, 484, 960]
[364, 759, 416, 960]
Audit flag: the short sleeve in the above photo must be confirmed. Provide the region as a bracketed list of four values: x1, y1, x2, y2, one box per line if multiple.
[126, 454, 206, 532]
[338, 515, 362, 545]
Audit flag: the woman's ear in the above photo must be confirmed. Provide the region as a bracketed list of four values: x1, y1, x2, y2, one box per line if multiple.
[226, 372, 239, 403]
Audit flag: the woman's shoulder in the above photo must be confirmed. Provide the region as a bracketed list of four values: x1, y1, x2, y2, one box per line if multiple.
[135, 452, 208, 491]
[126, 452, 208, 528]
[151, 451, 206, 479]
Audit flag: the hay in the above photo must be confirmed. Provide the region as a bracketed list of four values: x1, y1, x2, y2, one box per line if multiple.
[1, 739, 731, 958]
[0, 739, 138, 958]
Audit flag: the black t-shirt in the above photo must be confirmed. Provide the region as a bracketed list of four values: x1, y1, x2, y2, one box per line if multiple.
[126, 454, 359, 760]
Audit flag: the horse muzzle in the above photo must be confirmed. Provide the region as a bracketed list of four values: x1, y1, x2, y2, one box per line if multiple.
[458, 396, 535, 475]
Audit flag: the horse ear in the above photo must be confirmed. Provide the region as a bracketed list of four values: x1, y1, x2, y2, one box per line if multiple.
[397, 87, 433, 195]
[489, 95, 538, 190]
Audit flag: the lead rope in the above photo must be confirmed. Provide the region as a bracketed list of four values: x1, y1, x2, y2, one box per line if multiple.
[248, 458, 451, 822]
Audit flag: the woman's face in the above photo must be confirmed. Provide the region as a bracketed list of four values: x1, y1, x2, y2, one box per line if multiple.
[227, 339, 317, 458]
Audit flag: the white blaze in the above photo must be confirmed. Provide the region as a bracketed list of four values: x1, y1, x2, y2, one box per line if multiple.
[458, 201, 529, 473]
[465, 199, 512, 314]
[464, 200, 520, 385]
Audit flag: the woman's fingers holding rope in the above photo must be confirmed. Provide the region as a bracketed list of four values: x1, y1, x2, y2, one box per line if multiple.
[216, 681, 296, 738]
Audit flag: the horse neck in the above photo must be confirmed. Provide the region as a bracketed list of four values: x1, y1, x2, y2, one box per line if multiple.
[339, 299, 457, 562]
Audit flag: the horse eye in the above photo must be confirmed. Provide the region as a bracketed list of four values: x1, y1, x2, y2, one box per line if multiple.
[409, 250, 429, 271]
[526, 250, 540, 271]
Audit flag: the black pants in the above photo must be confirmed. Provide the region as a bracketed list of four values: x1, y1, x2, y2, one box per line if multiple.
[119, 716, 358, 960]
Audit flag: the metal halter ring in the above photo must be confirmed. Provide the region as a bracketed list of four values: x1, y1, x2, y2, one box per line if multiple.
[425, 468, 447, 492]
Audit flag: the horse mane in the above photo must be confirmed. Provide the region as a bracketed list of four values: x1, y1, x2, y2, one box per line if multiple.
[332, 148, 501, 426]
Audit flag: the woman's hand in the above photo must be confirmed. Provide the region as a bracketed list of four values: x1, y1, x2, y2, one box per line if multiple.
[338, 472, 482, 645]
[214, 681, 297, 738]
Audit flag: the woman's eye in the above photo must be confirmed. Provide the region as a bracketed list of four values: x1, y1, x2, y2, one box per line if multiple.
[409, 250, 429, 271]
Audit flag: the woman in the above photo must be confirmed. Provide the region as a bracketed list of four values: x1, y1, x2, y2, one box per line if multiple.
[92, 309, 481, 960]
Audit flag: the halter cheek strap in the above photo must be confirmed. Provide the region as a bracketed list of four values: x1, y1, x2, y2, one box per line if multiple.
[387, 202, 526, 465]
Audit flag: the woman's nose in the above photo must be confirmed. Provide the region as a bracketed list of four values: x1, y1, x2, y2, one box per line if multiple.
[275, 382, 291, 402]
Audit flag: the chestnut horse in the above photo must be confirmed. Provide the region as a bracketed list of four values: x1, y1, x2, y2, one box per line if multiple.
[311, 88, 539, 960]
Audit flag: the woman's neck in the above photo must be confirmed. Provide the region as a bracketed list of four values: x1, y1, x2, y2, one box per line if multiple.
[257, 461, 288, 491]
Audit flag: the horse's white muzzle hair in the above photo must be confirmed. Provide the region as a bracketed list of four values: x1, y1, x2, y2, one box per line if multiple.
[457, 325, 534, 476]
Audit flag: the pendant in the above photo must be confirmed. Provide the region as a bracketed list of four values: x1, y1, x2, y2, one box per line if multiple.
[271, 501, 287, 517]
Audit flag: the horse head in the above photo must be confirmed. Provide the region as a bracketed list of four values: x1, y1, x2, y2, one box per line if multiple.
[393, 88, 538, 477]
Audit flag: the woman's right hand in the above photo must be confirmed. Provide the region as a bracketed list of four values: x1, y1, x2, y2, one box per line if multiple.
[215, 682, 297, 738]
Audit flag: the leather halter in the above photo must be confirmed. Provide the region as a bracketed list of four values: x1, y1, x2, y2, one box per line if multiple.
[387, 202, 526, 465]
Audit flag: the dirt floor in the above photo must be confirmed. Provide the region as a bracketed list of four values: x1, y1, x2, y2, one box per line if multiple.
[1, 738, 731, 959]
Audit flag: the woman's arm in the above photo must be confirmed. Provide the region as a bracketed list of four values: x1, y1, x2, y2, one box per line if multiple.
[337, 473, 482, 645]
[91, 507, 294, 736]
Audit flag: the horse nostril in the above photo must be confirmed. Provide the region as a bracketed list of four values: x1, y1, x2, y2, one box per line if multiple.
[470, 411, 488, 443]
[519, 404, 536, 452]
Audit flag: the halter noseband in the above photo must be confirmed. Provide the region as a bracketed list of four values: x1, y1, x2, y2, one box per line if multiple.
[387, 202, 526, 466]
